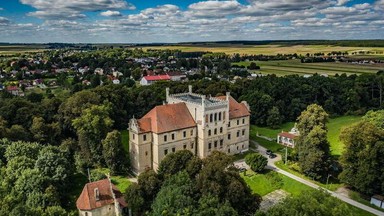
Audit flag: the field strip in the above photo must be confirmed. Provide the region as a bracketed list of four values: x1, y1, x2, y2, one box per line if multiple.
[265, 63, 377, 74]
[262, 65, 357, 75]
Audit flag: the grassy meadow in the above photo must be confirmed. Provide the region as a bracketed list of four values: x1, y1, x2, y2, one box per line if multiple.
[235, 59, 382, 77]
[141, 44, 384, 56]
[251, 115, 362, 156]
[0, 45, 47, 55]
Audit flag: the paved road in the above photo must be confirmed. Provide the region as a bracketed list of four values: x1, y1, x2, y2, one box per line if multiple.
[250, 140, 384, 216]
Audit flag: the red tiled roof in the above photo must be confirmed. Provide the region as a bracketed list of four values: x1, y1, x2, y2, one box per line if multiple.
[76, 179, 127, 211]
[138, 102, 196, 134]
[216, 95, 250, 119]
[143, 75, 170, 81]
[278, 132, 297, 139]
[6, 86, 18, 91]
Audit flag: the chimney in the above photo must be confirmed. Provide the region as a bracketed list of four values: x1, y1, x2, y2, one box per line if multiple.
[226, 92, 230, 101]
[166, 87, 170, 102]
[188, 85, 193, 93]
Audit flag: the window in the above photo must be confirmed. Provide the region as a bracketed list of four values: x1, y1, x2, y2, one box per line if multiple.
[242, 118, 245, 124]
[214, 128, 217, 135]
[190, 129, 193, 136]
[164, 149, 168, 155]
[183, 131, 186, 138]
[220, 139, 223, 148]
[145, 151, 148, 156]
[214, 141, 218, 148]
[214, 113, 217, 121]
[172, 133, 175, 140]
[220, 127, 223, 133]
[242, 129, 245, 136]
[237, 119, 239, 125]
[172, 147, 176, 152]
[183, 144, 187, 149]
[237, 146, 239, 150]
[191, 142, 194, 149]
[164, 135, 167, 142]
[237, 130, 240, 137]
[143, 134, 147, 141]
[228, 149, 230, 153]
[132, 134, 135, 140]
[208, 130, 211, 136]
[210, 114, 213, 122]
[242, 145, 244, 149]
[208, 143, 212, 150]
[228, 121, 231, 127]
[223, 111, 226, 120]
[218, 112, 221, 121]
[205, 114, 208, 123]
[228, 133, 231, 140]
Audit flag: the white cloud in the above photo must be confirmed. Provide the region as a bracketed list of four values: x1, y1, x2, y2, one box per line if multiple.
[100, 10, 122, 17]
[20, 0, 135, 19]
[336, 0, 350, 6]
[0, 17, 10, 25]
[0, 8, 3, 11]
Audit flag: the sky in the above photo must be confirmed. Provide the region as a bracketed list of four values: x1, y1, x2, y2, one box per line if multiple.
[0, 0, 383, 43]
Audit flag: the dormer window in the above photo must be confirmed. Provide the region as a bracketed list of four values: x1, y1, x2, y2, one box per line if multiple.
[94, 188, 100, 201]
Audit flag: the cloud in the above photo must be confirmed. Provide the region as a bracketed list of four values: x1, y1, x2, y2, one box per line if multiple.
[100, 10, 122, 17]
[20, 0, 135, 19]
[0, 8, 3, 11]
[336, 0, 350, 6]
[0, 17, 10, 25]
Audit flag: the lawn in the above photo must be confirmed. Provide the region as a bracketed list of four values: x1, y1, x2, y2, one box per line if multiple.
[251, 115, 362, 156]
[120, 130, 129, 153]
[92, 168, 132, 192]
[236, 59, 380, 76]
[140, 45, 384, 56]
[241, 170, 312, 196]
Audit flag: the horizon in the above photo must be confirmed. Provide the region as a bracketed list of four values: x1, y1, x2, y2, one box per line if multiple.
[0, 0, 383, 43]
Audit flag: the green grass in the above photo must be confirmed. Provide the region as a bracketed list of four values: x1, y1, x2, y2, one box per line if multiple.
[120, 130, 129, 153]
[235, 59, 380, 76]
[92, 168, 132, 192]
[326, 116, 361, 156]
[250, 115, 362, 156]
[275, 161, 343, 192]
[241, 170, 313, 196]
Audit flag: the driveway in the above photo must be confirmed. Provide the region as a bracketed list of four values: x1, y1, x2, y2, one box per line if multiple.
[247, 140, 384, 216]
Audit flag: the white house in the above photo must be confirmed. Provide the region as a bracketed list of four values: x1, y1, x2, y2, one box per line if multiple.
[112, 79, 120, 85]
[140, 75, 171, 86]
[371, 195, 384, 209]
[277, 125, 300, 148]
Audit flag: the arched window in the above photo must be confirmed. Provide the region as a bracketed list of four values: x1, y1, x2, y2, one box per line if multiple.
[214, 113, 217, 121]
[218, 112, 222, 121]
[208, 130, 211, 136]
[220, 127, 223, 133]
[210, 114, 213, 122]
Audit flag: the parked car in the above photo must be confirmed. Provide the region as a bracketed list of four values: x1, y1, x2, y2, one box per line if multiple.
[269, 153, 277, 159]
[266, 150, 272, 155]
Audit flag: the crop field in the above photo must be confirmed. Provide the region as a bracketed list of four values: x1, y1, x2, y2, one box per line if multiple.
[141, 44, 384, 56]
[0, 45, 47, 55]
[235, 60, 383, 76]
[251, 115, 362, 156]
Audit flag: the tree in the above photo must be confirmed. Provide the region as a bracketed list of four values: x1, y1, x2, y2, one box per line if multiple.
[248, 62, 260, 70]
[157, 150, 198, 179]
[339, 120, 384, 195]
[362, 110, 384, 129]
[138, 170, 161, 204]
[295, 104, 331, 180]
[30, 117, 61, 145]
[196, 195, 238, 216]
[131, 67, 142, 80]
[150, 171, 196, 216]
[102, 130, 128, 174]
[72, 104, 113, 165]
[266, 106, 282, 129]
[197, 151, 261, 215]
[259, 189, 353, 216]
[125, 183, 145, 216]
[245, 153, 267, 173]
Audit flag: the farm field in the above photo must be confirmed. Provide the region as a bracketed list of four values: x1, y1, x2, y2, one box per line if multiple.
[0, 45, 47, 55]
[251, 115, 362, 156]
[141, 44, 384, 56]
[235, 59, 383, 76]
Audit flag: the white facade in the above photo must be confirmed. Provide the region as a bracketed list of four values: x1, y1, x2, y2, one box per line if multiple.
[129, 86, 250, 174]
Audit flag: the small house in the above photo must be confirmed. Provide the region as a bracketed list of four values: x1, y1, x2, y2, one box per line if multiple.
[76, 178, 128, 216]
[371, 195, 384, 209]
[277, 124, 300, 148]
[140, 75, 170, 86]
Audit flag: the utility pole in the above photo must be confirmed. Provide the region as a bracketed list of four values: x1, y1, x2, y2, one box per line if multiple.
[285, 146, 288, 165]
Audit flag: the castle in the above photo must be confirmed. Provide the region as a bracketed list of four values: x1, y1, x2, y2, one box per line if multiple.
[128, 85, 251, 174]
